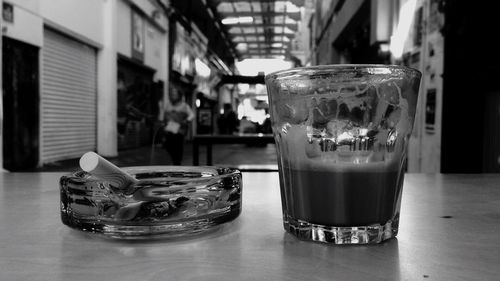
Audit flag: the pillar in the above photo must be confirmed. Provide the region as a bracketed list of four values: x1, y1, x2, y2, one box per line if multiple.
[97, 0, 118, 157]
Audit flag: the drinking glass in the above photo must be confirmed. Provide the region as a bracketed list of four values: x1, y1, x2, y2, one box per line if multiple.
[265, 65, 421, 244]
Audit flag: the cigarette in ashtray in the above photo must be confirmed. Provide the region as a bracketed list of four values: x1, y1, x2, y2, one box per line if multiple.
[78, 152, 162, 221]
[79, 151, 138, 190]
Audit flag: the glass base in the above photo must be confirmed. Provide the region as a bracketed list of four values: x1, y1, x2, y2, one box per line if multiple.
[60, 166, 242, 239]
[283, 215, 399, 244]
[62, 207, 241, 239]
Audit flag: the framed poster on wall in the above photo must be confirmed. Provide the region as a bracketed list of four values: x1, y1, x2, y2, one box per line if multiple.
[131, 10, 145, 61]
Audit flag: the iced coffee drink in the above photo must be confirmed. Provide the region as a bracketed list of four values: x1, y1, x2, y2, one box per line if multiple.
[265, 65, 421, 244]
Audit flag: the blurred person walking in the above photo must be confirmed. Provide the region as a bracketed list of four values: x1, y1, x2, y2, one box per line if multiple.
[163, 87, 194, 165]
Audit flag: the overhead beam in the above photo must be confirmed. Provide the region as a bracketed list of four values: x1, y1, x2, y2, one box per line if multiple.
[220, 75, 265, 84]
[246, 51, 288, 54]
[245, 51, 289, 55]
[246, 48, 288, 51]
[230, 32, 295, 38]
[234, 39, 291, 43]
[224, 23, 298, 31]
[219, 11, 301, 21]
[245, 44, 289, 48]
[241, 55, 287, 59]
[213, 0, 275, 3]
[213, 0, 304, 5]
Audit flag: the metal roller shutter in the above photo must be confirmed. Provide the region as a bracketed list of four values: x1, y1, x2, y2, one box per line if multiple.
[41, 28, 97, 163]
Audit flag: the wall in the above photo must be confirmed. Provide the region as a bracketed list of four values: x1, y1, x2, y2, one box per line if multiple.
[117, 0, 168, 81]
[3, 0, 105, 47]
[144, 21, 165, 81]
[0, 2, 3, 170]
[440, 1, 499, 172]
[313, 0, 365, 64]
[291, 0, 315, 66]
[400, 0, 444, 173]
[370, 0, 394, 45]
[1, 1, 43, 47]
[3, 0, 104, 47]
[40, 0, 103, 45]
[117, 0, 131, 57]
[130, 0, 159, 20]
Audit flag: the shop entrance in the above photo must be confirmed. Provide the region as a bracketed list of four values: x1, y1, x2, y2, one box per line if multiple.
[117, 57, 158, 150]
[2, 36, 39, 170]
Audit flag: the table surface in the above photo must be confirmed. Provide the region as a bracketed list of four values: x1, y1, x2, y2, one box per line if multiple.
[1, 172, 500, 281]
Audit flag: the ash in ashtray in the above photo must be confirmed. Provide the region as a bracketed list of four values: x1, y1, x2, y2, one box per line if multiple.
[112, 196, 190, 221]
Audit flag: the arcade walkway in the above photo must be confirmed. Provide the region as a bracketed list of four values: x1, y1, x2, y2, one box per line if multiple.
[23, 143, 277, 173]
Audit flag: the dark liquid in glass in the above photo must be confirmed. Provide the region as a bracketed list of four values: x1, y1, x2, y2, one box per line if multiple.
[281, 166, 403, 226]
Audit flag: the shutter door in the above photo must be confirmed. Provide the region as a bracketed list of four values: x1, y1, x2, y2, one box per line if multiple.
[41, 29, 97, 163]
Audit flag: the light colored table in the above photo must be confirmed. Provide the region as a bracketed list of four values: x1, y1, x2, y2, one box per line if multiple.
[1, 172, 499, 280]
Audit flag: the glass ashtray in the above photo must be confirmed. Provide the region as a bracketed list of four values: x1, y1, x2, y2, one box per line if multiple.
[60, 166, 242, 238]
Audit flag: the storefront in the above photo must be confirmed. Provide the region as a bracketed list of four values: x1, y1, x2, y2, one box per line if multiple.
[169, 20, 207, 137]
[117, 56, 158, 149]
[116, 1, 169, 149]
[40, 28, 98, 163]
[2, 36, 39, 170]
[0, 1, 105, 170]
[1, 0, 169, 170]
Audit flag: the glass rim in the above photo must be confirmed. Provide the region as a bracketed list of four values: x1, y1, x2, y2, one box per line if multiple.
[265, 64, 422, 80]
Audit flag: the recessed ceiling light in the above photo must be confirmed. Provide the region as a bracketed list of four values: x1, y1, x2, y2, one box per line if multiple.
[222, 17, 254, 25]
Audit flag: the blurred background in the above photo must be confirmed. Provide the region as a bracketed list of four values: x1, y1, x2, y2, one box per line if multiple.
[1, 0, 499, 173]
